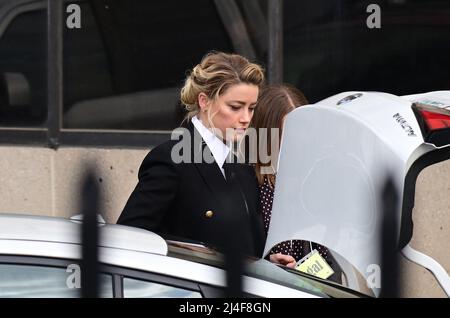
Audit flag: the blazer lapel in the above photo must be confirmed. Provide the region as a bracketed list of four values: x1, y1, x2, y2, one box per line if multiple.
[185, 123, 230, 195]
[184, 123, 264, 255]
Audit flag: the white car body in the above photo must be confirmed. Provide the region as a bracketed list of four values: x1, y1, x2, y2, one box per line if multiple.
[0, 213, 362, 298]
[265, 91, 450, 296]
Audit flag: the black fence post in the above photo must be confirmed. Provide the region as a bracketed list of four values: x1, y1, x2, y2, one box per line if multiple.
[80, 168, 100, 298]
[380, 177, 400, 298]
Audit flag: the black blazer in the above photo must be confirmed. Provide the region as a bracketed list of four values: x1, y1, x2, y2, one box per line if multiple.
[117, 123, 266, 257]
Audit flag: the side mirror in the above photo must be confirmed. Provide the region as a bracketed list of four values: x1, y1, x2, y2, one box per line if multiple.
[0, 72, 31, 107]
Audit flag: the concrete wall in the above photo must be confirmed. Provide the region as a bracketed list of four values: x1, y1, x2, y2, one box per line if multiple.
[400, 159, 450, 298]
[0, 145, 449, 297]
[0, 146, 147, 223]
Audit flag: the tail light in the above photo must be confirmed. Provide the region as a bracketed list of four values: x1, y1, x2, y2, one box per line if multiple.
[412, 103, 450, 147]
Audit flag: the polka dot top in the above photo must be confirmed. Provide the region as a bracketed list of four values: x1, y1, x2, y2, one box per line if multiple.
[259, 176, 331, 263]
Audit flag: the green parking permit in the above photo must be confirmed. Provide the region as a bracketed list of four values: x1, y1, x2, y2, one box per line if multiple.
[295, 250, 334, 279]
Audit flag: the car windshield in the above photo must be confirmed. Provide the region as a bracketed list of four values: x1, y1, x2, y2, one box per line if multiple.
[166, 240, 367, 298]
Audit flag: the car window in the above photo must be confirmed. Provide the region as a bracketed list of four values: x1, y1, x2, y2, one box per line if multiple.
[123, 277, 202, 298]
[0, 6, 47, 127]
[166, 240, 365, 298]
[0, 263, 113, 298]
[246, 258, 366, 298]
[62, 0, 236, 130]
[283, 0, 450, 103]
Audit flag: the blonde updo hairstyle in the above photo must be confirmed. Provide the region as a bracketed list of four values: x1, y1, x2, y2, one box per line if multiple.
[180, 51, 265, 124]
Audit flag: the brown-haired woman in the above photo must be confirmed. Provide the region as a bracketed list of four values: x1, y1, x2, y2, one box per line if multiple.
[251, 84, 333, 265]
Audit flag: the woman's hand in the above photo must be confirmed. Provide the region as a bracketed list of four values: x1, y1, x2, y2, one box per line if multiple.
[269, 253, 296, 268]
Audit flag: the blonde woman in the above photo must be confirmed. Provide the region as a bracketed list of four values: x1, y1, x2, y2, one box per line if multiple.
[119, 52, 270, 258]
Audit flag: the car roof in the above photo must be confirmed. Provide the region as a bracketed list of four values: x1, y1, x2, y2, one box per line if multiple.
[0, 213, 168, 255]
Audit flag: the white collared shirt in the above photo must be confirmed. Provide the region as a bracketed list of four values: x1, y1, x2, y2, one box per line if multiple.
[192, 116, 230, 178]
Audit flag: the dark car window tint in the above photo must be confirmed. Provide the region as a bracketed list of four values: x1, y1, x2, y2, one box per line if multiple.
[62, 0, 234, 130]
[123, 277, 201, 298]
[284, 0, 450, 103]
[0, 9, 47, 127]
[0, 264, 113, 298]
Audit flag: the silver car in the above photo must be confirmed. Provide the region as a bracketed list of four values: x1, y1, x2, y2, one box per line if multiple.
[0, 213, 363, 298]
